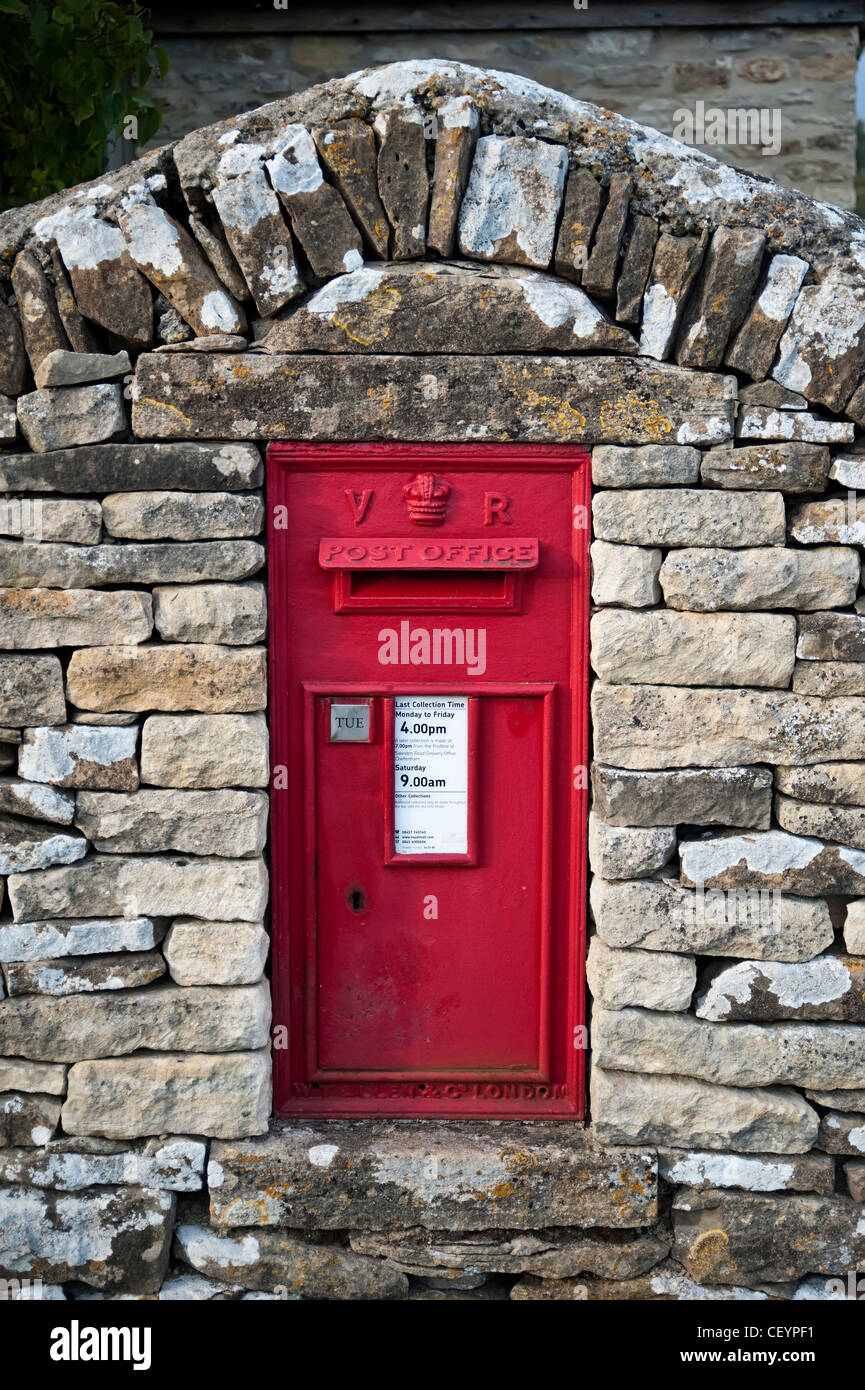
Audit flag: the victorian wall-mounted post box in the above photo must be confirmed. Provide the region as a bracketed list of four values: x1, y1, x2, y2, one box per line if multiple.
[267, 442, 590, 1118]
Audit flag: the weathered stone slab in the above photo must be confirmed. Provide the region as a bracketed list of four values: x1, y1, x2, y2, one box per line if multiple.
[725, 253, 808, 379]
[553, 168, 602, 284]
[659, 547, 858, 612]
[0, 499, 101, 545]
[119, 202, 245, 337]
[776, 763, 865, 808]
[0, 1137, 206, 1191]
[0, 1184, 174, 1292]
[590, 541, 661, 607]
[591, 765, 772, 830]
[594, 1005, 865, 1091]
[0, 587, 152, 647]
[638, 232, 706, 360]
[588, 815, 676, 879]
[737, 407, 854, 445]
[266, 125, 362, 280]
[0, 540, 263, 588]
[19, 724, 138, 792]
[0, 778, 74, 825]
[164, 920, 268, 986]
[593, 490, 783, 547]
[152, 582, 266, 645]
[701, 442, 830, 492]
[74, 789, 267, 857]
[0, 917, 161, 963]
[582, 173, 631, 300]
[0, 442, 262, 494]
[591, 610, 795, 687]
[793, 660, 865, 696]
[773, 280, 865, 411]
[591, 444, 699, 487]
[0, 392, 16, 441]
[790, 496, 865, 546]
[592, 684, 865, 769]
[374, 103, 428, 261]
[63, 1051, 270, 1140]
[818, 1112, 865, 1156]
[353, 1222, 670, 1282]
[427, 97, 479, 258]
[34, 349, 129, 389]
[175, 1222, 407, 1299]
[0, 1093, 61, 1147]
[102, 491, 262, 541]
[797, 613, 865, 661]
[0, 1061, 66, 1095]
[0, 300, 27, 397]
[458, 136, 566, 269]
[140, 713, 268, 788]
[211, 164, 302, 316]
[844, 1160, 865, 1201]
[615, 215, 659, 324]
[591, 1067, 817, 1154]
[680, 828, 865, 897]
[49, 245, 114, 354]
[263, 261, 636, 355]
[509, 1263, 772, 1301]
[46, 210, 153, 350]
[845, 900, 865, 954]
[208, 1123, 658, 1231]
[4, 951, 165, 997]
[10, 251, 69, 373]
[775, 794, 865, 852]
[187, 213, 249, 302]
[0, 817, 85, 875]
[590, 876, 833, 960]
[7, 856, 268, 924]
[738, 380, 807, 410]
[66, 644, 267, 713]
[672, 1189, 865, 1285]
[17, 384, 125, 453]
[312, 120, 390, 259]
[0, 980, 270, 1062]
[586, 938, 695, 1012]
[844, 379, 865, 430]
[675, 226, 765, 369]
[658, 1149, 833, 1195]
[696, 954, 865, 1022]
[133, 353, 736, 445]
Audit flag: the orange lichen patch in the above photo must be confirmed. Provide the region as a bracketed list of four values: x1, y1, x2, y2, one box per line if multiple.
[333, 285, 402, 346]
[231, 360, 255, 379]
[499, 1148, 538, 1175]
[136, 398, 192, 427]
[600, 391, 672, 441]
[686, 1228, 733, 1283]
[365, 384, 394, 413]
[522, 388, 587, 435]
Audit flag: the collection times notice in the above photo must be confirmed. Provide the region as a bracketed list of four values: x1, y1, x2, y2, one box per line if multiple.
[393, 696, 469, 855]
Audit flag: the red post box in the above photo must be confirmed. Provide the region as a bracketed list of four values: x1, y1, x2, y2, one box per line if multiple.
[267, 442, 590, 1117]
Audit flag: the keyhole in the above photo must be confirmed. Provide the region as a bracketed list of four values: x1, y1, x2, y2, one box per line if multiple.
[348, 887, 366, 913]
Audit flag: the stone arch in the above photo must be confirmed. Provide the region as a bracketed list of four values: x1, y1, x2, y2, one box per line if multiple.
[0, 60, 864, 1300]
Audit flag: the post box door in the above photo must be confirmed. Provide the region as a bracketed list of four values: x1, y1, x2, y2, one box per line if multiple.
[268, 443, 590, 1118]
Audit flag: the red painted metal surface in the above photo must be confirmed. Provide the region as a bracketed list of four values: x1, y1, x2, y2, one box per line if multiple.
[267, 442, 590, 1118]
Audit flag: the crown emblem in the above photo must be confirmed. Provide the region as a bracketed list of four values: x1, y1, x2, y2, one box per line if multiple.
[403, 472, 450, 526]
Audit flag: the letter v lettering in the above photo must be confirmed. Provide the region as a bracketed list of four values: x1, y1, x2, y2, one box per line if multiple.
[345, 490, 374, 524]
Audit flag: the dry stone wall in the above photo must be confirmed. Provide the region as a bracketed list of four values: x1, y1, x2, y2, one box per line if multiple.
[2, 59, 865, 1300]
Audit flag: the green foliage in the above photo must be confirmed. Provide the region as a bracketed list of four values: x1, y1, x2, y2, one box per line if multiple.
[0, 0, 170, 209]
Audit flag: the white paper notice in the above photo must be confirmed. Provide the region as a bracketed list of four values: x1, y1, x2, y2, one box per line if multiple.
[393, 696, 469, 855]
